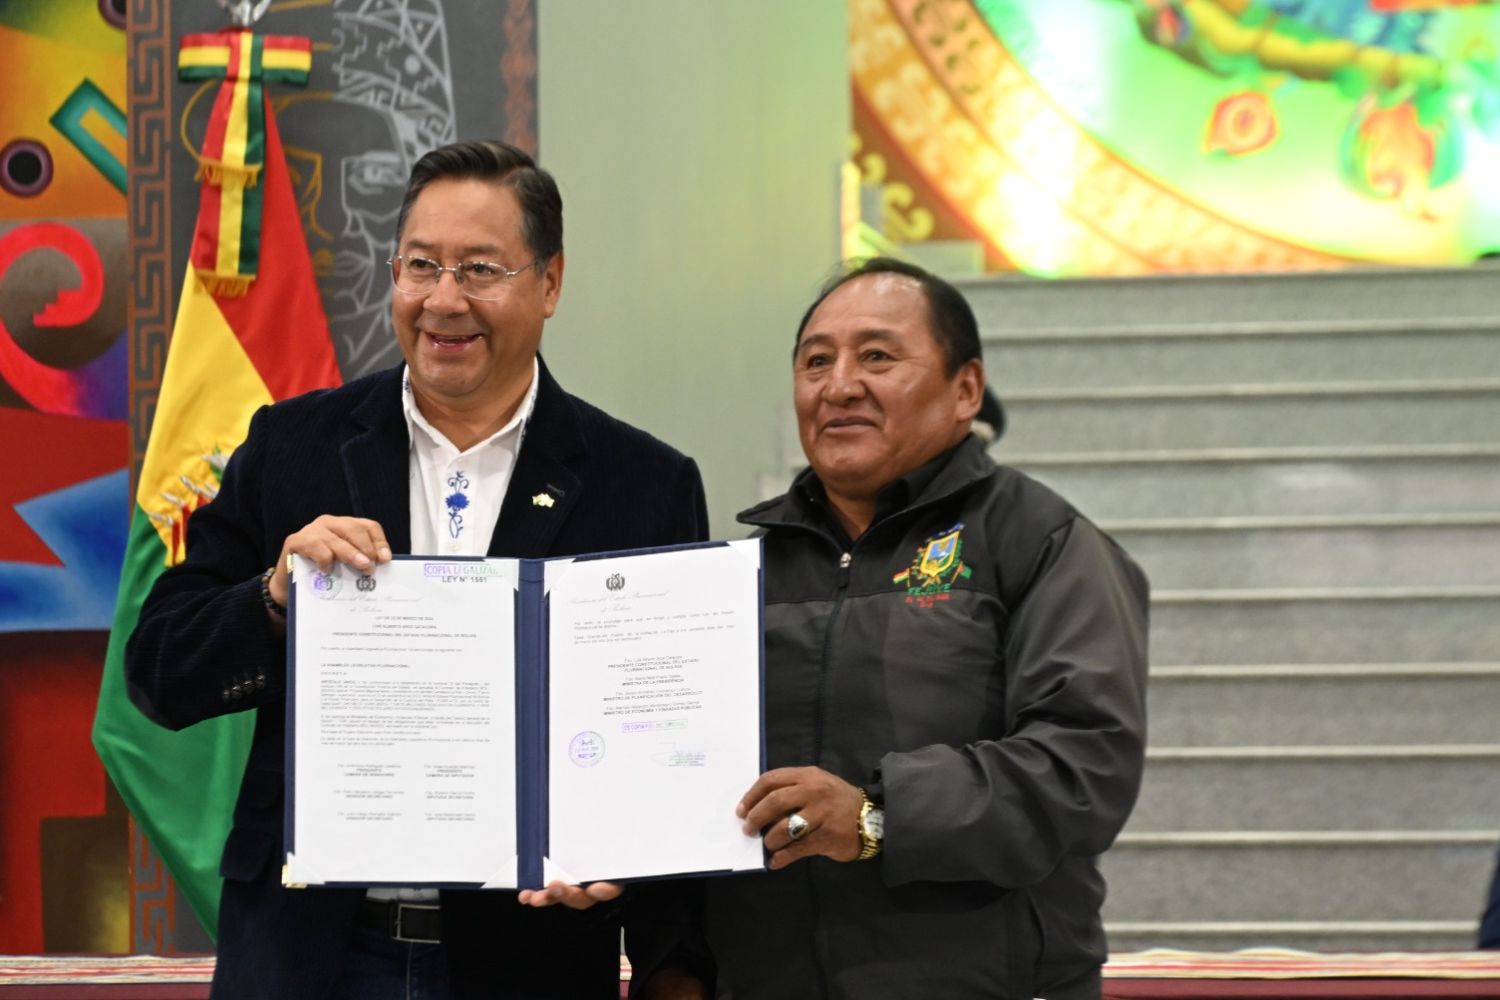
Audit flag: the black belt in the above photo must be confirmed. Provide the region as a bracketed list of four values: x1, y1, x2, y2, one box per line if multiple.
[358, 898, 443, 944]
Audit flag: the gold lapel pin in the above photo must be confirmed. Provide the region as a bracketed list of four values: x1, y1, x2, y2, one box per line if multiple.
[531, 492, 555, 508]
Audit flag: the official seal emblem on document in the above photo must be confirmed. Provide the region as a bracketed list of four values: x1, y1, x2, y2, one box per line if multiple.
[309, 565, 342, 598]
[606, 573, 625, 592]
[891, 523, 971, 607]
[569, 731, 605, 767]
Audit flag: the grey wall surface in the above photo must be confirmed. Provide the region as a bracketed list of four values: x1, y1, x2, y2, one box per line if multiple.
[537, 3, 849, 535]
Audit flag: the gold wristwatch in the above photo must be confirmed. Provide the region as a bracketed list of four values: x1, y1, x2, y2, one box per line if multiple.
[857, 790, 884, 860]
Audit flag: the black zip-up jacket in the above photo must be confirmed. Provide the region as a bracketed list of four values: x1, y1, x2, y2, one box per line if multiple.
[703, 435, 1150, 1000]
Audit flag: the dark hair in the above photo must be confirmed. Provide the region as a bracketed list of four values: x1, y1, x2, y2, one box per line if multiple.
[394, 140, 562, 263]
[794, 257, 981, 375]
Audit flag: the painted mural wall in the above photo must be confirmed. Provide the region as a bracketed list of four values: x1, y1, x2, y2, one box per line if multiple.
[850, 0, 1500, 274]
[0, 0, 132, 954]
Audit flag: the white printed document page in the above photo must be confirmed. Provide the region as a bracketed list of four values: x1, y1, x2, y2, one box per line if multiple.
[285, 555, 518, 888]
[544, 540, 764, 883]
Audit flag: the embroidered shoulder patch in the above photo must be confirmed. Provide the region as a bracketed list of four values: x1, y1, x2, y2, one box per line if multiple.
[893, 523, 971, 607]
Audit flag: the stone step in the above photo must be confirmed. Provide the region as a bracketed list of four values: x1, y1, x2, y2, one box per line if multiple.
[1099, 833, 1496, 924]
[1109, 516, 1500, 590]
[1104, 922, 1477, 953]
[1148, 664, 1500, 748]
[1126, 746, 1500, 832]
[1151, 587, 1500, 666]
[960, 265, 1499, 333]
[962, 265, 1500, 961]
[985, 321, 1500, 390]
[999, 381, 1500, 453]
[1004, 445, 1500, 520]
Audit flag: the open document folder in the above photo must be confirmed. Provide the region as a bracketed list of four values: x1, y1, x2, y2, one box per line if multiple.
[282, 540, 765, 890]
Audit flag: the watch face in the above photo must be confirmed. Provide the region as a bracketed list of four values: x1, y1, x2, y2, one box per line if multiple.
[862, 806, 884, 841]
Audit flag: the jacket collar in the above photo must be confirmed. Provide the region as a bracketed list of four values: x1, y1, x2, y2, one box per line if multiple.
[338, 358, 586, 559]
[738, 433, 995, 534]
[341, 367, 411, 554]
[488, 356, 585, 558]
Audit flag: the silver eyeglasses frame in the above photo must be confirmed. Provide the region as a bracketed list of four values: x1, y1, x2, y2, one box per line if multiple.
[387, 255, 541, 302]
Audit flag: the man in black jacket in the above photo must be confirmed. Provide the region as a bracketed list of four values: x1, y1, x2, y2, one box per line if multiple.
[126, 140, 707, 999]
[1481, 847, 1500, 948]
[706, 258, 1150, 1000]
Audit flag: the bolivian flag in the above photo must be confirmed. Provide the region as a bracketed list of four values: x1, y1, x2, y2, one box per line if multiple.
[92, 30, 338, 935]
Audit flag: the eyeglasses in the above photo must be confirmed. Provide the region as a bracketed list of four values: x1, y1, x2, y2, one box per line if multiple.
[387, 254, 540, 301]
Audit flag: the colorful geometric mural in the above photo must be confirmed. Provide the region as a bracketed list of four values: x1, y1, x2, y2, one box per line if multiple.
[0, 0, 131, 954]
[850, 0, 1500, 275]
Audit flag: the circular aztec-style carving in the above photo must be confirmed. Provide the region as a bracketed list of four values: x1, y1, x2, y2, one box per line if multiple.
[99, 0, 127, 29]
[0, 140, 54, 198]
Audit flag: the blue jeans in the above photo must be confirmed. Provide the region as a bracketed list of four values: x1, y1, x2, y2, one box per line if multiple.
[330, 924, 451, 1000]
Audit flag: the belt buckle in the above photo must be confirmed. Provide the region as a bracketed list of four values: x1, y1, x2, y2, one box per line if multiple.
[390, 902, 440, 945]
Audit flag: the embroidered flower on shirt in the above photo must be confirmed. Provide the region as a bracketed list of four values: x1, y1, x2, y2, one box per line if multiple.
[446, 471, 471, 539]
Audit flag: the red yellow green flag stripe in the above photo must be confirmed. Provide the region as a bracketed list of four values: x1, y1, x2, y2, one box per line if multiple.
[93, 59, 339, 936]
[177, 29, 311, 295]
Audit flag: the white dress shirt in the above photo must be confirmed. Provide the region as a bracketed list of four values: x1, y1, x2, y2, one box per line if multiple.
[403, 360, 539, 558]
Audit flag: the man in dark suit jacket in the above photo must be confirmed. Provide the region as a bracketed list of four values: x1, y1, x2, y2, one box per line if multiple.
[125, 141, 708, 999]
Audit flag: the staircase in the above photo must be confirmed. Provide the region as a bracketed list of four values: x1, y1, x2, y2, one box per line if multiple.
[968, 264, 1500, 952]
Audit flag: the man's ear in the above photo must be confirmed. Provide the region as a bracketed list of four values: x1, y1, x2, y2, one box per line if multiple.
[953, 359, 985, 424]
[541, 252, 565, 318]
